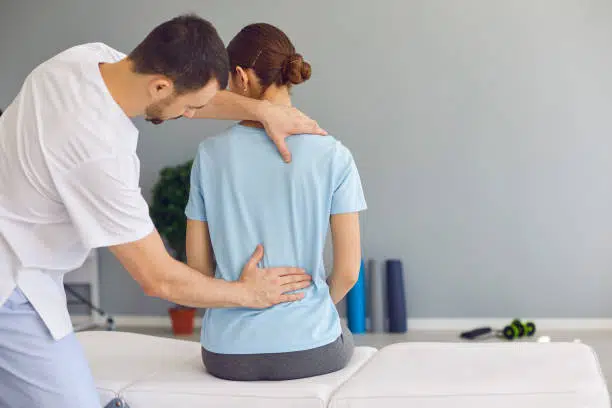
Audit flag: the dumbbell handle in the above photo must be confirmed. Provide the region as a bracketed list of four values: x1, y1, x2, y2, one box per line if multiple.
[460, 327, 492, 340]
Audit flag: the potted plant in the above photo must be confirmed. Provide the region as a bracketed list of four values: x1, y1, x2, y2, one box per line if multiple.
[150, 159, 197, 336]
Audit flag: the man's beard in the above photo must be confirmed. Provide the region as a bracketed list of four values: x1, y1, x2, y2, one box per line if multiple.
[146, 115, 183, 125]
[146, 117, 164, 125]
[144, 102, 166, 125]
[144, 97, 181, 125]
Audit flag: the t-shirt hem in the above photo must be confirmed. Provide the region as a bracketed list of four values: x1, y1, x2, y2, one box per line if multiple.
[84, 222, 155, 249]
[330, 205, 368, 215]
[185, 213, 208, 222]
[200, 330, 343, 355]
[0, 283, 17, 311]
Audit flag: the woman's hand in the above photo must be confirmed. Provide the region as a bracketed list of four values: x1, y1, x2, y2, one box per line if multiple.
[237, 244, 312, 308]
[258, 101, 327, 163]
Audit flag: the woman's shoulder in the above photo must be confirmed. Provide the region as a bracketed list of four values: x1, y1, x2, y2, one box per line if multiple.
[288, 132, 343, 148]
[195, 125, 242, 152]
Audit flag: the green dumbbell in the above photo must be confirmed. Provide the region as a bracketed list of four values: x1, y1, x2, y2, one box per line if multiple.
[524, 321, 536, 336]
[511, 319, 525, 337]
[508, 319, 537, 339]
[460, 320, 537, 342]
[502, 324, 519, 340]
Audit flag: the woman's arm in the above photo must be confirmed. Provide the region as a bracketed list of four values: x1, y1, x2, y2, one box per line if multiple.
[186, 219, 215, 277]
[193, 90, 327, 163]
[328, 212, 362, 304]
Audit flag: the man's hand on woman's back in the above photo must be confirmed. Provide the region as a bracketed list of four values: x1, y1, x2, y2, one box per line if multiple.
[237, 244, 312, 308]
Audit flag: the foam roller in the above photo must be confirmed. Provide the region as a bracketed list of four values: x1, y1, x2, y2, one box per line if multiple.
[386, 259, 407, 333]
[347, 259, 367, 334]
[367, 259, 385, 332]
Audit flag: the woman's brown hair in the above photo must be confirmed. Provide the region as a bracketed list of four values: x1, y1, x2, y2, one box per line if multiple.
[226, 23, 311, 93]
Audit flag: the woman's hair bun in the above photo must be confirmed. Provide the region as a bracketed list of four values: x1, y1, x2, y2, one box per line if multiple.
[281, 53, 311, 85]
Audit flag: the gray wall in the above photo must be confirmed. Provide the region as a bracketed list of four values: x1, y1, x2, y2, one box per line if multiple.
[2, 0, 612, 318]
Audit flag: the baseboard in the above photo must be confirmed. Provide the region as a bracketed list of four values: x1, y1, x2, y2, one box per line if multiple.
[71, 315, 612, 331]
[71, 315, 204, 329]
[400, 318, 612, 331]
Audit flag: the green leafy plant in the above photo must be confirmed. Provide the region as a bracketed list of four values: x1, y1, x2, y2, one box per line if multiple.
[150, 159, 194, 309]
[150, 159, 193, 260]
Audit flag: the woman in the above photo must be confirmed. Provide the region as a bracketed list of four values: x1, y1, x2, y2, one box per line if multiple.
[185, 23, 366, 381]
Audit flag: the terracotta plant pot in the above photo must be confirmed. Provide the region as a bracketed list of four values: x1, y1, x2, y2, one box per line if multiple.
[168, 307, 196, 336]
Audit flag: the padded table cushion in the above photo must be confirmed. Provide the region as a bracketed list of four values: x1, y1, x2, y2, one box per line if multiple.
[329, 342, 610, 408]
[77, 331, 201, 405]
[77, 330, 377, 408]
[122, 345, 377, 408]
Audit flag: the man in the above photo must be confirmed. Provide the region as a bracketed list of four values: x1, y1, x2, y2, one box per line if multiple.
[0, 14, 325, 408]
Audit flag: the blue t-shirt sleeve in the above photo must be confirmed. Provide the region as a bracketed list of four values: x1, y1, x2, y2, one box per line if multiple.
[185, 150, 208, 222]
[331, 143, 367, 215]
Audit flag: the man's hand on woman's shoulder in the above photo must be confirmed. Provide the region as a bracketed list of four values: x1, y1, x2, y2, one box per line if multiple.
[257, 101, 327, 163]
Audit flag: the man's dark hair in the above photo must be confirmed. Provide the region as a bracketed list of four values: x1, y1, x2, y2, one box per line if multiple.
[129, 14, 229, 94]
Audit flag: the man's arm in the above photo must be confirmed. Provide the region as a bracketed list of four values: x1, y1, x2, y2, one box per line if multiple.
[110, 229, 311, 309]
[54, 145, 312, 309]
[193, 90, 265, 121]
[186, 219, 215, 277]
[193, 90, 327, 163]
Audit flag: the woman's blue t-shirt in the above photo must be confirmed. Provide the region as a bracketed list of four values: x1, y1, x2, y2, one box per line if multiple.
[185, 124, 366, 354]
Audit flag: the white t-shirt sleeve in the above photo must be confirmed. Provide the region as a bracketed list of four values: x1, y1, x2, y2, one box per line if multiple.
[55, 154, 155, 249]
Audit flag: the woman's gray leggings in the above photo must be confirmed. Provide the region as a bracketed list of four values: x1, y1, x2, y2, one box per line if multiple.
[201, 322, 354, 381]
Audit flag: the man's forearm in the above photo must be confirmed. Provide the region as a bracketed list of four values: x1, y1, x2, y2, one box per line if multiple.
[112, 229, 312, 310]
[154, 257, 247, 308]
[110, 231, 248, 309]
[194, 90, 266, 121]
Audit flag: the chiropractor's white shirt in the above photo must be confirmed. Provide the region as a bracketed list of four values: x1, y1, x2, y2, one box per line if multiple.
[0, 43, 154, 340]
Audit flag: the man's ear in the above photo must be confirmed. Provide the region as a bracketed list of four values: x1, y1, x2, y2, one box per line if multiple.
[148, 77, 174, 101]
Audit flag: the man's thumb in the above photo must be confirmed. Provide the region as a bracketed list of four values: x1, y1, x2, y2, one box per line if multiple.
[276, 139, 292, 163]
[246, 244, 264, 269]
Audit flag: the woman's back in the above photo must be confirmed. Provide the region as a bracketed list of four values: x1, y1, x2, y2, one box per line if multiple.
[186, 123, 366, 354]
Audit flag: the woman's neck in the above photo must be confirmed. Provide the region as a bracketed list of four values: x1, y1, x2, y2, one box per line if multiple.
[264, 86, 292, 107]
[240, 86, 292, 129]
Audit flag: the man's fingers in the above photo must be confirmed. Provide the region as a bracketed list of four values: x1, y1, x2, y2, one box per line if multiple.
[281, 281, 310, 293]
[295, 116, 327, 136]
[275, 138, 291, 163]
[278, 274, 311, 286]
[278, 293, 306, 303]
[309, 120, 328, 136]
[273, 267, 308, 277]
[245, 244, 264, 270]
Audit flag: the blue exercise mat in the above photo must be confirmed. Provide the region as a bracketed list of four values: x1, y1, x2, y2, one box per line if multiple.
[386, 259, 407, 333]
[346, 259, 367, 334]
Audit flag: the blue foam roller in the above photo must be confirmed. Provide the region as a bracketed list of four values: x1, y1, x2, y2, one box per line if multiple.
[386, 259, 407, 333]
[346, 259, 367, 334]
